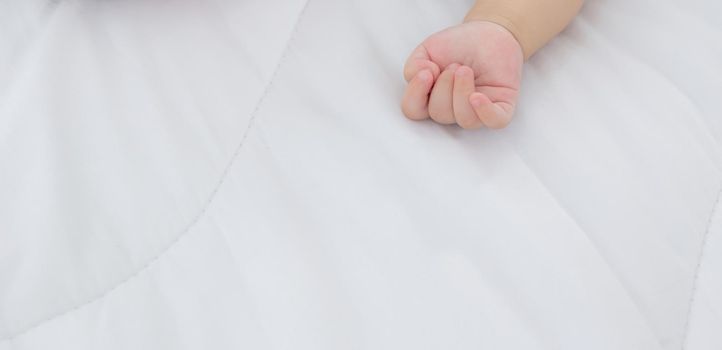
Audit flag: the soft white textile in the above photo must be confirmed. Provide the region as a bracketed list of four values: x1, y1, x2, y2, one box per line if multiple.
[1, 0, 721, 349]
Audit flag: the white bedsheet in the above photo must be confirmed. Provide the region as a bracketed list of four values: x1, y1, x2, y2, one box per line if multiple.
[1, 0, 721, 349]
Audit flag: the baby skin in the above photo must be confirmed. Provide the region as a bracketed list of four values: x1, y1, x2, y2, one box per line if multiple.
[401, 0, 583, 129]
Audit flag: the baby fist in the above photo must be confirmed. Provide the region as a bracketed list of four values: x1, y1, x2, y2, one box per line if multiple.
[401, 21, 523, 129]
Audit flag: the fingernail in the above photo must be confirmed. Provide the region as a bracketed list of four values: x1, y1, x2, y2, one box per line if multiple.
[418, 70, 432, 82]
[455, 66, 471, 77]
[446, 63, 460, 71]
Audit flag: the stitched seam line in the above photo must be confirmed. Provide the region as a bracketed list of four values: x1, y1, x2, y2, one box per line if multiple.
[680, 182, 722, 350]
[0, 0, 311, 342]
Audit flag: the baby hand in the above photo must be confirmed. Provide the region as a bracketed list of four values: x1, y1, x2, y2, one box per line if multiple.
[401, 21, 523, 129]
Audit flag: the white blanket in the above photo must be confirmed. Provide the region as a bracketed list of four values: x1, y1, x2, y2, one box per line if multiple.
[1, 0, 721, 349]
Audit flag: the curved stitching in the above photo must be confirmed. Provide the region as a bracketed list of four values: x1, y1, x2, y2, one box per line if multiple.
[681, 182, 722, 350]
[0, 0, 311, 341]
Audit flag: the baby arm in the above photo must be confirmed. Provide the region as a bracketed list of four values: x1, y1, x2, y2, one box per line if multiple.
[401, 0, 583, 129]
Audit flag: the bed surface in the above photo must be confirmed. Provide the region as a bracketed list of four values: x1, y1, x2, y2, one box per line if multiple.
[1, 0, 721, 349]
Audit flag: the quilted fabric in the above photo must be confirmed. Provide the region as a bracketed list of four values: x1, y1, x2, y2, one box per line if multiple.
[1, 0, 721, 349]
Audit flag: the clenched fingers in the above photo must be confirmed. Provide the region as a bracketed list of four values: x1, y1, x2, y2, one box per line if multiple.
[401, 70, 434, 120]
[453, 66, 484, 129]
[428, 64, 459, 124]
